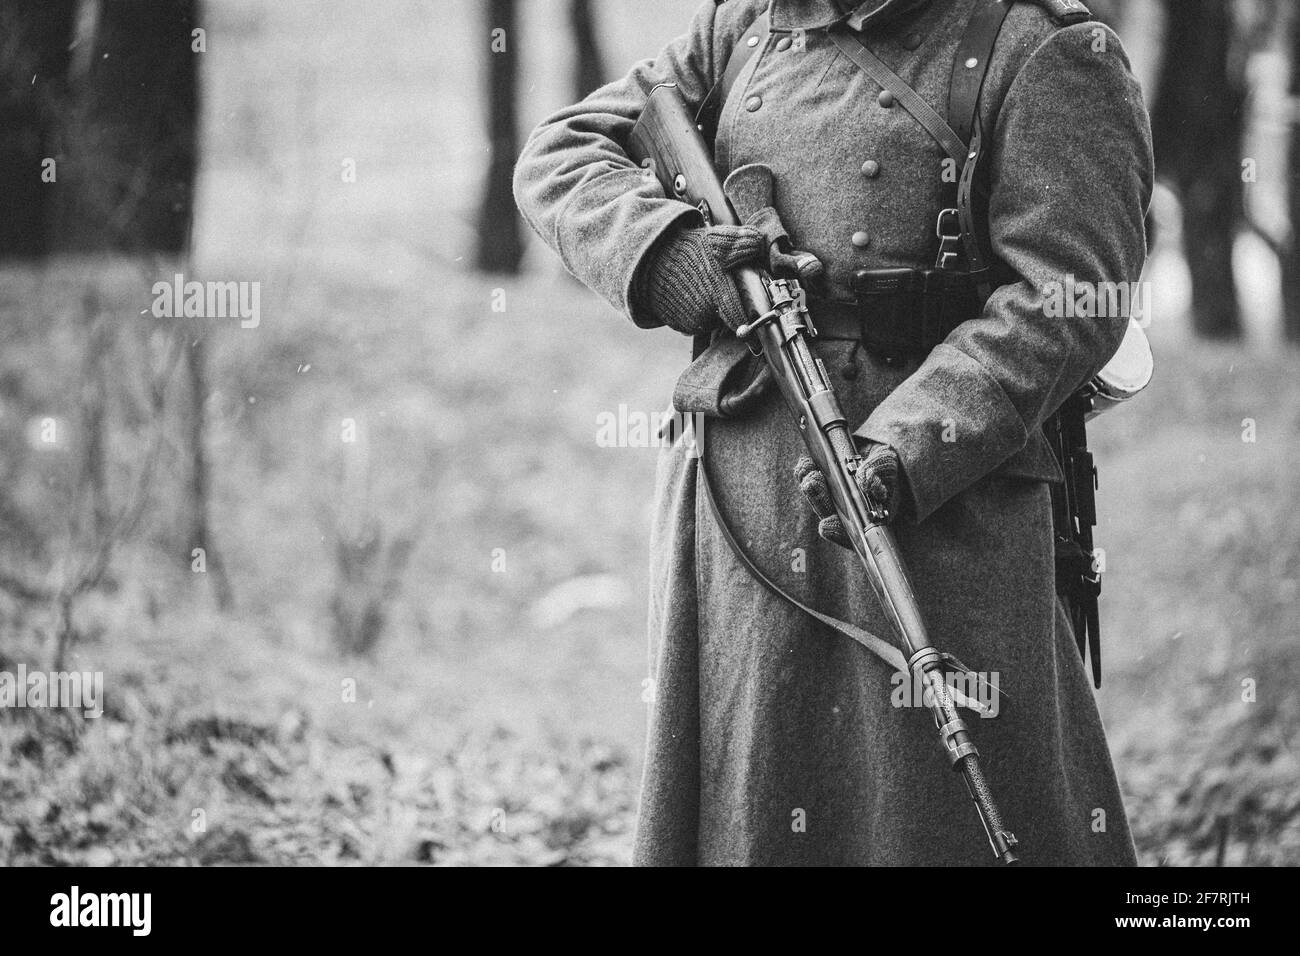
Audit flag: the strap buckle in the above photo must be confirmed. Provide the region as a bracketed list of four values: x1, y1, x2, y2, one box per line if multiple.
[934, 207, 963, 271]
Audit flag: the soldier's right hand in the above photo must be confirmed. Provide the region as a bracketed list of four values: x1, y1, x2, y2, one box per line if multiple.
[794, 443, 903, 548]
[634, 224, 766, 336]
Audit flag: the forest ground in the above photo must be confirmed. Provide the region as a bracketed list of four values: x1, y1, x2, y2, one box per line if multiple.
[1, 258, 1298, 866]
[2, 0, 1298, 866]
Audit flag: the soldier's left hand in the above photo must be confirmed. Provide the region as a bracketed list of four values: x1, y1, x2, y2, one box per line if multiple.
[794, 442, 903, 547]
[743, 205, 825, 290]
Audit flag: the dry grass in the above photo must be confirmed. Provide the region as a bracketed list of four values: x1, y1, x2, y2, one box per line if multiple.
[2, 0, 1298, 866]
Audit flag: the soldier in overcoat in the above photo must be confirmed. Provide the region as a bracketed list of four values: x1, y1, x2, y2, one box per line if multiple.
[513, 0, 1153, 865]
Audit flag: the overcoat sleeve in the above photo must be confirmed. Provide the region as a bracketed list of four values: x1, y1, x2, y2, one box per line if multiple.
[854, 21, 1155, 523]
[512, 0, 765, 329]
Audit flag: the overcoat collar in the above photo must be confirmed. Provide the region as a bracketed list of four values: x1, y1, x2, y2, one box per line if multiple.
[769, 0, 934, 32]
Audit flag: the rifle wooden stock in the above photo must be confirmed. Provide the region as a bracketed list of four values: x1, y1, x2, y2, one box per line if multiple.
[627, 82, 1019, 864]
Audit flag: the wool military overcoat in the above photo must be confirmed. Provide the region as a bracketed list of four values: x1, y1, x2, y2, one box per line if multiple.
[514, 0, 1153, 865]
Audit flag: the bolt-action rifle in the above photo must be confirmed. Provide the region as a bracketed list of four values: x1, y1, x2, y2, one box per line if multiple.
[628, 82, 1019, 864]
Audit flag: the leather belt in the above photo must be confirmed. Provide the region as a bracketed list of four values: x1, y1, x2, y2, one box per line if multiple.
[807, 268, 984, 358]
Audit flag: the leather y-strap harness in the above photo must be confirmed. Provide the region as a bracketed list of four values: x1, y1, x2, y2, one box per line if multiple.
[700, 1, 1018, 290]
[681, 0, 1090, 695]
[682, 1, 1015, 690]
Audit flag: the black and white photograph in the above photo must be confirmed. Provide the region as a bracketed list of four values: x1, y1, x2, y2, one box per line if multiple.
[0, 0, 1294, 916]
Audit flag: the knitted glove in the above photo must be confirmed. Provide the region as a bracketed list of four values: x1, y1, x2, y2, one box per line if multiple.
[745, 205, 825, 288]
[795, 442, 904, 546]
[633, 224, 765, 335]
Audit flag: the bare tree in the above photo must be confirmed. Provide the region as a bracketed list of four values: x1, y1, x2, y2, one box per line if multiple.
[569, 0, 607, 101]
[1285, 5, 1300, 342]
[184, 334, 235, 610]
[326, 515, 418, 657]
[317, 438, 420, 657]
[76, 285, 112, 542]
[0, 1, 78, 258]
[0, 325, 184, 671]
[475, 0, 524, 273]
[47, 0, 198, 254]
[52, 0, 234, 608]
[0, 0, 233, 668]
[1151, 0, 1247, 339]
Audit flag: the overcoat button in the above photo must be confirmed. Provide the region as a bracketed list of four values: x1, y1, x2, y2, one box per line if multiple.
[878, 90, 895, 108]
[903, 33, 922, 50]
[747, 35, 760, 47]
[860, 159, 881, 178]
[851, 230, 870, 248]
[745, 95, 762, 112]
[776, 36, 792, 52]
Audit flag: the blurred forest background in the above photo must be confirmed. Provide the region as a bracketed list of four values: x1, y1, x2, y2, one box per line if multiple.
[0, 0, 1297, 866]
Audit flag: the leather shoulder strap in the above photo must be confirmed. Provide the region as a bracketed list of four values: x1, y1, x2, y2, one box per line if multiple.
[695, 11, 771, 143]
[947, 0, 1014, 149]
[1027, 0, 1092, 26]
[829, 29, 967, 165]
[944, 0, 1015, 292]
[946, 0, 1093, 292]
[947, 0, 1092, 146]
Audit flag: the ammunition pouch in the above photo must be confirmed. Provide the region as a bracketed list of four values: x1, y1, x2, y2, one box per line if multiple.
[810, 267, 986, 360]
[674, 267, 985, 418]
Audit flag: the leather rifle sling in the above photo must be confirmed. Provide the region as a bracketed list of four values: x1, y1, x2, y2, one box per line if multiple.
[689, 11, 771, 361]
[697, 441, 908, 676]
[695, 429, 998, 713]
[695, 12, 772, 145]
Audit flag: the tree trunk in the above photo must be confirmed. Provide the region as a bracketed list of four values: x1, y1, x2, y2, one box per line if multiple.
[186, 336, 234, 610]
[48, 0, 199, 254]
[1285, 6, 1300, 342]
[78, 285, 111, 540]
[569, 0, 607, 101]
[475, 0, 523, 274]
[0, 1, 78, 258]
[1151, 0, 1245, 339]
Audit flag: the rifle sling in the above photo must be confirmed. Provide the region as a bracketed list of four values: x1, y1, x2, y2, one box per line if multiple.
[696, 422, 999, 713]
[695, 425, 908, 675]
[691, 11, 771, 360]
[695, 12, 772, 145]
